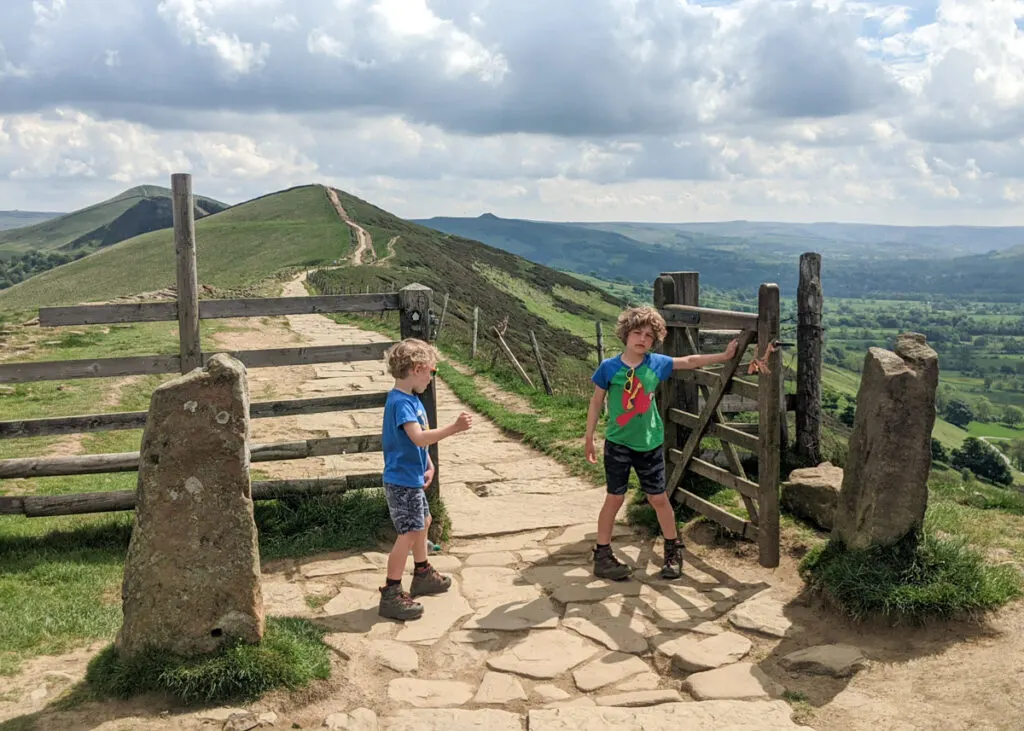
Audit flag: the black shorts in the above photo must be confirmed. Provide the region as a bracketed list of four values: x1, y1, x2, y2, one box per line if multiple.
[384, 483, 431, 534]
[603, 441, 666, 496]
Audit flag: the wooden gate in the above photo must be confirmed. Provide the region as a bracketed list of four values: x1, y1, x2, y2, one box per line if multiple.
[654, 271, 784, 568]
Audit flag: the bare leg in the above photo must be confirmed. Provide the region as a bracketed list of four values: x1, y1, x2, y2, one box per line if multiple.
[412, 515, 432, 563]
[596, 494, 626, 544]
[647, 493, 678, 541]
[387, 532, 416, 581]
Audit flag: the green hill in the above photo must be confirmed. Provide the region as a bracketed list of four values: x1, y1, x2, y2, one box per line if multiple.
[0, 211, 64, 231]
[314, 192, 626, 390]
[413, 214, 1024, 300]
[0, 185, 349, 313]
[0, 185, 228, 258]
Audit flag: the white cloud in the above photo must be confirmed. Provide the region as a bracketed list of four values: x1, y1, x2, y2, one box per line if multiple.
[1, 0, 1024, 225]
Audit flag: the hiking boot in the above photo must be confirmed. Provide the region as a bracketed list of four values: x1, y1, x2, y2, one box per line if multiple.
[410, 563, 452, 597]
[379, 584, 423, 621]
[593, 545, 632, 581]
[661, 540, 683, 580]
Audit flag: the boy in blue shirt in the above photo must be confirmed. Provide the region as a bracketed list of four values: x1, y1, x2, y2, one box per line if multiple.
[379, 338, 473, 621]
[584, 306, 737, 581]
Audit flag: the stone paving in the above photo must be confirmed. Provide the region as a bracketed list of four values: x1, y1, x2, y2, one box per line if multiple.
[249, 276, 818, 729]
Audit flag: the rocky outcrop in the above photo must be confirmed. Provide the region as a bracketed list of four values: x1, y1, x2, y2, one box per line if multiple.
[781, 462, 843, 530]
[116, 353, 264, 659]
[833, 333, 939, 550]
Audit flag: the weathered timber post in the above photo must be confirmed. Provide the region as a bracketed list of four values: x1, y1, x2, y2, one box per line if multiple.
[492, 326, 534, 387]
[529, 330, 553, 396]
[471, 307, 479, 359]
[653, 275, 680, 460]
[673, 272, 701, 421]
[436, 292, 450, 338]
[172, 173, 201, 373]
[797, 252, 823, 465]
[595, 321, 605, 364]
[399, 284, 440, 504]
[757, 283, 782, 568]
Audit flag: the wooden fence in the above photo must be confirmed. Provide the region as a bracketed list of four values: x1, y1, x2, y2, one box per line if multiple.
[0, 173, 440, 518]
[654, 271, 792, 568]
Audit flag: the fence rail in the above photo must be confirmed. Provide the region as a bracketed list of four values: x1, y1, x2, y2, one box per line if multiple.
[0, 172, 441, 520]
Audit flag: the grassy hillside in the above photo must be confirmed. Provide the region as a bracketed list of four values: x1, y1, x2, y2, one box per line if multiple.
[0, 185, 227, 258]
[315, 192, 627, 394]
[414, 214, 1024, 301]
[0, 185, 349, 314]
[0, 211, 63, 231]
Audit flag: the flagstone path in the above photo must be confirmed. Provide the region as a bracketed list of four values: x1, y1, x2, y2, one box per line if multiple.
[244, 275, 814, 729]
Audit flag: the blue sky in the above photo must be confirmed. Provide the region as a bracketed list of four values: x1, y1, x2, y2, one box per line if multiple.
[2, 0, 1024, 226]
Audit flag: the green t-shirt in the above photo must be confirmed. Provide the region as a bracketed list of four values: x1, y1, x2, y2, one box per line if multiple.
[592, 353, 675, 452]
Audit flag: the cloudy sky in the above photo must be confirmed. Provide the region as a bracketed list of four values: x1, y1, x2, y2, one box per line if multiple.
[2, 0, 1024, 225]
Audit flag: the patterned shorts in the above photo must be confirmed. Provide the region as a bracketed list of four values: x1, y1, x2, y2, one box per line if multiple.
[603, 441, 666, 496]
[384, 483, 431, 535]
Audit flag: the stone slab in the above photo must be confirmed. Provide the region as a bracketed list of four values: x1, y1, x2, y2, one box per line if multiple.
[528, 700, 808, 730]
[486, 629, 601, 679]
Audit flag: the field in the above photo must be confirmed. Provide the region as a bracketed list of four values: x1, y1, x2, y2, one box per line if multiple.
[0, 186, 349, 315]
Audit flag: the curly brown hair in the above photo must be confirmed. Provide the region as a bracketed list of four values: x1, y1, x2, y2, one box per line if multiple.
[385, 338, 440, 379]
[614, 306, 668, 346]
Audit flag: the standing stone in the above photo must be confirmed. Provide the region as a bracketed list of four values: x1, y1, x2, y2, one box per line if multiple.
[833, 334, 939, 551]
[116, 353, 264, 658]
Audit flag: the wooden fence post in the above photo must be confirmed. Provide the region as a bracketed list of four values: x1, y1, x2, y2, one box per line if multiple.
[436, 292, 450, 339]
[172, 173, 201, 373]
[595, 321, 605, 364]
[757, 283, 781, 569]
[529, 331, 553, 395]
[492, 326, 534, 387]
[673, 272, 700, 421]
[399, 284, 440, 505]
[472, 307, 479, 359]
[653, 275, 679, 460]
[797, 252, 823, 465]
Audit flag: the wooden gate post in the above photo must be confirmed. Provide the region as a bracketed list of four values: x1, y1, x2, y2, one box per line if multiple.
[172, 173, 201, 373]
[672, 272, 700, 421]
[797, 252, 823, 465]
[398, 284, 440, 503]
[654, 275, 680, 458]
[471, 307, 479, 359]
[757, 283, 782, 568]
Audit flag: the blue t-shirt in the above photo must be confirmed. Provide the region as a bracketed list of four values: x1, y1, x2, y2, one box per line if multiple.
[592, 352, 674, 452]
[382, 389, 430, 488]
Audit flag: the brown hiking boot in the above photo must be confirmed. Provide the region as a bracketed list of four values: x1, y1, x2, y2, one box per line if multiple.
[661, 539, 683, 580]
[593, 545, 632, 581]
[379, 583, 423, 621]
[410, 563, 452, 597]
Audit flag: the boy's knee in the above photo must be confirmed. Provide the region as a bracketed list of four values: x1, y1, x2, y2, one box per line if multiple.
[647, 492, 669, 508]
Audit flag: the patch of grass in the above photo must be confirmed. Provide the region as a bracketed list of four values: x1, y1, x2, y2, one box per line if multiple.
[84, 617, 330, 705]
[929, 469, 1024, 516]
[967, 421, 1024, 440]
[799, 529, 1022, 623]
[0, 516, 132, 675]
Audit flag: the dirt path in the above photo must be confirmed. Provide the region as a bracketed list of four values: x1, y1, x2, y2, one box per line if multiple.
[6, 274, 1024, 730]
[378, 235, 398, 265]
[324, 186, 375, 266]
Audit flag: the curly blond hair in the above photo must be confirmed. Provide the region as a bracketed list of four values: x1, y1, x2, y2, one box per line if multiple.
[385, 338, 440, 379]
[614, 306, 668, 346]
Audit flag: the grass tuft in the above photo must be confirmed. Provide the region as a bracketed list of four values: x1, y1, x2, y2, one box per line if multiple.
[84, 617, 331, 706]
[799, 529, 1022, 623]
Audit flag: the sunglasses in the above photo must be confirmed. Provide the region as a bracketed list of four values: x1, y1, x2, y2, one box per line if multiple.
[623, 367, 640, 410]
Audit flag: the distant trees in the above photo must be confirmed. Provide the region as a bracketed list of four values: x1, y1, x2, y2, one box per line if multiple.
[944, 399, 975, 429]
[1003, 405, 1023, 428]
[951, 437, 1013, 486]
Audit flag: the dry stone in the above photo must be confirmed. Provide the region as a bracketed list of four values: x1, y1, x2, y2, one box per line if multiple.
[462, 598, 560, 631]
[833, 333, 939, 550]
[594, 690, 683, 707]
[683, 663, 785, 701]
[116, 354, 263, 658]
[669, 631, 752, 672]
[381, 709, 523, 731]
[394, 579, 473, 644]
[528, 700, 807, 730]
[613, 671, 661, 691]
[781, 462, 843, 530]
[486, 629, 600, 679]
[562, 598, 652, 654]
[572, 652, 649, 691]
[473, 672, 527, 704]
[387, 679, 474, 708]
[780, 644, 867, 677]
[464, 552, 517, 567]
[324, 708, 378, 730]
[727, 596, 797, 638]
[371, 640, 419, 672]
[301, 556, 375, 578]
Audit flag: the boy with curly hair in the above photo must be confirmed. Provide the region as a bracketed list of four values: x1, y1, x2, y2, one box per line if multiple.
[378, 338, 473, 621]
[584, 306, 738, 580]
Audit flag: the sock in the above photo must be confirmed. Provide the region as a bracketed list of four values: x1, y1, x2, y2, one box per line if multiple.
[385, 577, 402, 588]
[414, 560, 429, 571]
[595, 542, 610, 549]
